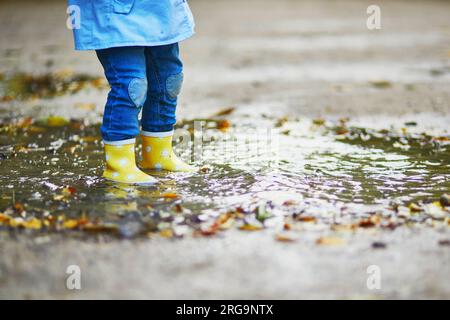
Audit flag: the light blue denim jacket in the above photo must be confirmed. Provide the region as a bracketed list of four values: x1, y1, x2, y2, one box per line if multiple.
[67, 0, 195, 50]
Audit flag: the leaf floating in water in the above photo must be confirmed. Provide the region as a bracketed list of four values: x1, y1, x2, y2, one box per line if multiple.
[45, 116, 70, 127]
[369, 80, 392, 89]
[159, 229, 174, 238]
[161, 192, 179, 199]
[239, 223, 263, 231]
[312, 118, 325, 126]
[359, 215, 381, 228]
[275, 233, 298, 242]
[211, 107, 235, 117]
[216, 120, 231, 132]
[316, 237, 346, 246]
[62, 219, 79, 229]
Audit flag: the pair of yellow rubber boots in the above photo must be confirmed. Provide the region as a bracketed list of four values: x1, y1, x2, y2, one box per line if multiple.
[103, 131, 194, 184]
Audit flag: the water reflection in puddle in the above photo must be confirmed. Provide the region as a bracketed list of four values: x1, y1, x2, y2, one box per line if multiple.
[0, 116, 448, 236]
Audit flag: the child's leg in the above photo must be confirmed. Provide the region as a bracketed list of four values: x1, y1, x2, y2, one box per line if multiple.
[140, 43, 194, 172]
[141, 43, 183, 133]
[96, 46, 148, 141]
[95, 46, 157, 184]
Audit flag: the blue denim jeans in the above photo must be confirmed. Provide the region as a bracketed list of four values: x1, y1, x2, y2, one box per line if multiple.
[96, 44, 183, 142]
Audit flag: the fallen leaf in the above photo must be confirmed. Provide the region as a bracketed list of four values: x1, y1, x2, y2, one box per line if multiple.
[316, 237, 346, 246]
[0, 213, 10, 223]
[13, 202, 24, 214]
[275, 233, 297, 242]
[408, 203, 422, 212]
[212, 107, 235, 117]
[161, 192, 179, 199]
[217, 120, 231, 132]
[369, 80, 392, 89]
[312, 118, 325, 126]
[297, 216, 316, 222]
[45, 116, 69, 127]
[22, 218, 42, 230]
[159, 229, 173, 238]
[63, 219, 79, 229]
[239, 223, 263, 231]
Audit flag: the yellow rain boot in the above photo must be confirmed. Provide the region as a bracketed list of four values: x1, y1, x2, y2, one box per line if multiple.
[103, 138, 158, 184]
[140, 130, 195, 172]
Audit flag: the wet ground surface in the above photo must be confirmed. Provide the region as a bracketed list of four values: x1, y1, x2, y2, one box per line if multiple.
[0, 0, 449, 299]
[0, 113, 449, 240]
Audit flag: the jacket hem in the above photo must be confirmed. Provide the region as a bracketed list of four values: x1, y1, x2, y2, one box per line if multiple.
[74, 30, 195, 51]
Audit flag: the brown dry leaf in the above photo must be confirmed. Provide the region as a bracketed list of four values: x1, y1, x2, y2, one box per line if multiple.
[239, 223, 263, 231]
[275, 117, 288, 128]
[331, 224, 356, 232]
[17, 117, 33, 128]
[200, 225, 217, 236]
[316, 236, 346, 246]
[359, 215, 381, 228]
[199, 166, 210, 173]
[275, 233, 297, 242]
[91, 77, 106, 88]
[218, 217, 235, 230]
[216, 213, 235, 230]
[369, 80, 392, 89]
[297, 216, 316, 222]
[82, 222, 118, 233]
[62, 186, 76, 196]
[312, 118, 325, 126]
[174, 203, 183, 213]
[217, 120, 231, 132]
[13, 202, 25, 214]
[335, 126, 349, 135]
[0, 213, 10, 223]
[27, 126, 46, 134]
[213, 107, 235, 117]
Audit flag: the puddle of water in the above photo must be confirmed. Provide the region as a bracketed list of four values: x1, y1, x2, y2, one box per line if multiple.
[0, 72, 106, 101]
[0, 115, 448, 237]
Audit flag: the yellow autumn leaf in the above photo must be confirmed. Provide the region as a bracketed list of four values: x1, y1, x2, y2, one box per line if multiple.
[316, 236, 346, 246]
[160, 229, 173, 238]
[239, 224, 263, 231]
[63, 219, 79, 229]
[0, 213, 10, 223]
[23, 218, 42, 230]
[275, 233, 297, 242]
[46, 116, 69, 127]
